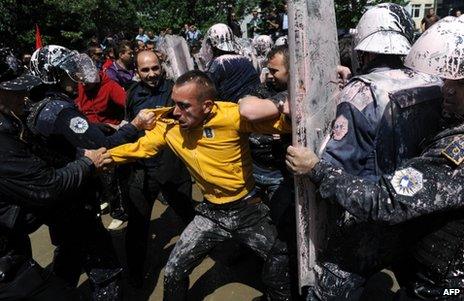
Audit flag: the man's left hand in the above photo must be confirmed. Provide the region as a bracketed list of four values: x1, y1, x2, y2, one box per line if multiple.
[286, 145, 320, 175]
[131, 109, 156, 130]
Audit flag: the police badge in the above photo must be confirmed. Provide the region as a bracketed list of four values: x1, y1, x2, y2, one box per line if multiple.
[69, 117, 89, 134]
[390, 167, 423, 197]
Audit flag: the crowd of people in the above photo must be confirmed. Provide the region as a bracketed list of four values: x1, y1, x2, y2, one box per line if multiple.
[0, 2, 463, 301]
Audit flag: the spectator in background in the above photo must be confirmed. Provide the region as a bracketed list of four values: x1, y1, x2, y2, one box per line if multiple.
[247, 8, 263, 38]
[456, 10, 462, 17]
[264, 7, 280, 38]
[186, 25, 201, 46]
[88, 45, 104, 69]
[182, 24, 190, 39]
[227, 7, 242, 37]
[279, 4, 288, 36]
[146, 30, 158, 45]
[21, 53, 31, 71]
[421, 7, 440, 32]
[165, 27, 173, 35]
[135, 40, 146, 53]
[101, 37, 115, 69]
[105, 40, 135, 89]
[146, 40, 156, 51]
[135, 27, 148, 43]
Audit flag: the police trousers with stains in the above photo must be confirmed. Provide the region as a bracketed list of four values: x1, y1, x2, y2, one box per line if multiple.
[163, 200, 292, 301]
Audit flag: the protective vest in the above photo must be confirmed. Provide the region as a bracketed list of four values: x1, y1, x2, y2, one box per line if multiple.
[354, 69, 443, 174]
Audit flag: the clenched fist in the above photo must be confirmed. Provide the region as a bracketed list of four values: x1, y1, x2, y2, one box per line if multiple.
[131, 109, 156, 130]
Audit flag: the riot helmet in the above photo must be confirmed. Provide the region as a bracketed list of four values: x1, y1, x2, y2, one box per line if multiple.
[253, 35, 274, 56]
[30, 45, 88, 84]
[352, 3, 414, 56]
[275, 36, 288, 47]
[405, 16, 464, 80]
[205, 23, 237, 53]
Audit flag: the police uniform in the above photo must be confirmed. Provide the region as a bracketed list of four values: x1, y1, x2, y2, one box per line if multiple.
[311, 64, 443, 299]
[110, 102, 292, 300]
[26, 90, 140, 300]
[0, 74, 93, 300]
[123, 79, 195, 286]
[311, 122, 464, 299]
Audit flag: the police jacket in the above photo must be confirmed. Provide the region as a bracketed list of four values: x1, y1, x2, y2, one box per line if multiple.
[207, 54, 260, 103]
[0, 112, 93, 237]
[311, 123, 464, 298]
[125, 79, 190, 185]
[322, 66, 442, 181]
[26, 91, 139, 167]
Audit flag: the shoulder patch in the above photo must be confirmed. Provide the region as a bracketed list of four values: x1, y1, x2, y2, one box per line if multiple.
[390, 167, 423, 197]
[442, 137, 464, 166]
[332, 115, 349, 141]
[69, 117, 89, 134]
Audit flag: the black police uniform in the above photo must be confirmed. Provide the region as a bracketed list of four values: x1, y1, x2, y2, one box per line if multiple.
[0, 111, 93, 300]
[124, 79, 195, 286]
[26, 90, 140, 300]
[310, 122, 464, 300]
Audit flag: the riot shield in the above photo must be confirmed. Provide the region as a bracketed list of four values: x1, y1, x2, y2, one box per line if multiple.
[287, 0, 340, 292]
[156, 35, 194, 80]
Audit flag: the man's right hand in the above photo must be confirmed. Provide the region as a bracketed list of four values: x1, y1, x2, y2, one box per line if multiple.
[84, 148, 112, 170]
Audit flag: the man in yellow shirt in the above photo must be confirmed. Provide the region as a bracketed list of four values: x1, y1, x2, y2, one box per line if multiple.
[109, 70, 291, 300]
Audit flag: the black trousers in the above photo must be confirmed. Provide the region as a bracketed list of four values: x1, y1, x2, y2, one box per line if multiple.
[125, 168, 195, 285]
[163, 200, 291, 301]
[47, 203, 122, 301]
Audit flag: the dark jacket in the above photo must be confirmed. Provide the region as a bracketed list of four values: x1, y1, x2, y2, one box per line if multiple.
[311, 123, 464, 298]
[126, 79, 191, 185]
[0, 112, 93, 235]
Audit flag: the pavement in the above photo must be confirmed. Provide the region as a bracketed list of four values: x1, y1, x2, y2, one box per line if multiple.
[29, 185, 399, 300]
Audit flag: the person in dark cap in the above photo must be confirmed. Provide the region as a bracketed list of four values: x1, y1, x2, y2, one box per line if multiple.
[0, 48, 111, 300]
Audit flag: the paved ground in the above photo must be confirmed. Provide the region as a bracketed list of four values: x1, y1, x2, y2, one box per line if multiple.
[30, 186, 399, 300]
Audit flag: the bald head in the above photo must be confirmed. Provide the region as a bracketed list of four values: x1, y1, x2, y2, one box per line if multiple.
[136, 50, 162, 88]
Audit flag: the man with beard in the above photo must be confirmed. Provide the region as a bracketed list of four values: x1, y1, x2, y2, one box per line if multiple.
[123, 50, 195, 287]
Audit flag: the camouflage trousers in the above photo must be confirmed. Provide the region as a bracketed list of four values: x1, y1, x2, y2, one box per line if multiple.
[163, 199, 292, 301]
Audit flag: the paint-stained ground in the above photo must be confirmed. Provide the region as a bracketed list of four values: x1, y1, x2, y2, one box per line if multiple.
[30, 185, 400, 301]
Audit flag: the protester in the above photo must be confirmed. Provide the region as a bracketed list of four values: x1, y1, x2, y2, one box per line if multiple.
[108, 70, 292, 300]
[105, 40, 135, 89]
[123, 50, 195, 287]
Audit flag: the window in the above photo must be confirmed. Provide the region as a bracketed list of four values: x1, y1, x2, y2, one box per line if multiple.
[412, 4, 422, 18]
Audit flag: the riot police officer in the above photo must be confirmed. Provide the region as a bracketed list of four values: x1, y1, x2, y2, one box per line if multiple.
[27, 45, 155, 300]
[287, 15, 464, 300]
[0, 47, 110, 300]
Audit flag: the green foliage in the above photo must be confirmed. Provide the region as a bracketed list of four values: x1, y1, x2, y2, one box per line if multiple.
[1, 0, 410, 54]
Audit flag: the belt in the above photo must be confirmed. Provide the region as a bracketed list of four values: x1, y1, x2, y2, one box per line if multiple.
[204, 190, 262, 209]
